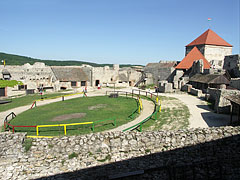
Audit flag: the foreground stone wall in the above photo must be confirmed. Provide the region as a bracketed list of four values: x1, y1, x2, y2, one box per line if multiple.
[0, 127, 240, 179]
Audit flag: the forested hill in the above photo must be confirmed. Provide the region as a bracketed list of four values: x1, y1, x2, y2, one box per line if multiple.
[0, 52, 142, 68]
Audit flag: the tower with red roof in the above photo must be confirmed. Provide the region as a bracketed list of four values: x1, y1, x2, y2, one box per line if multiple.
[185, 29, 232, 68]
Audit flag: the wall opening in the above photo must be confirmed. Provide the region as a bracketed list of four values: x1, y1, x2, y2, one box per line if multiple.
[81, 81, 86, 86]
[95, 80, 100, 86]
[0, 88, 6, 97]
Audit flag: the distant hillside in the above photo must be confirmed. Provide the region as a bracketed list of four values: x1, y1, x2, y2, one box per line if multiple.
[0, 52, 142, 68]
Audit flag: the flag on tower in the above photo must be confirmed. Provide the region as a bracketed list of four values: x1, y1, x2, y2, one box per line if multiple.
[208, 18, 212, 21]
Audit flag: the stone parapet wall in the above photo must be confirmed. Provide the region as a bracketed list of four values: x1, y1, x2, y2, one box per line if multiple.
[0, 127, 240, 179]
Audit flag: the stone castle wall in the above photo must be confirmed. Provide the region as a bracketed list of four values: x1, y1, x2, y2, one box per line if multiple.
[0, 127, 240, 179]
[0, 63, 142, 96]
[0, 63, 57, 90]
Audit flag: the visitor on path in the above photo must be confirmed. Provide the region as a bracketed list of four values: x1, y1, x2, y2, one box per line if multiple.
[98, 84, 101, 89]
[83, 87, 87, 97]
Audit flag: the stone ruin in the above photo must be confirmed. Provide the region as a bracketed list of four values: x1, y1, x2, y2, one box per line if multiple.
[0, 63, 142, 97]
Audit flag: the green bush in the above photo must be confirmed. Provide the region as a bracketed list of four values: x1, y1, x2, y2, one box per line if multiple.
[23, 138, 33, 152]
[0, 80, 23, 88]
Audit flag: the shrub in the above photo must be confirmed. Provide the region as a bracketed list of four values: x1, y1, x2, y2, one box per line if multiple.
[68, 152, 78, 159]
[23, 138, 32, 152]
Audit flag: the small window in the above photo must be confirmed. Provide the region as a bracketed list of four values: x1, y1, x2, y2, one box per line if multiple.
[71, 81, 77, 86]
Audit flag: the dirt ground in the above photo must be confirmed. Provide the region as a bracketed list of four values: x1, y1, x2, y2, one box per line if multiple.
[51, 113, 86, 122]
[88, 104, 107, 110]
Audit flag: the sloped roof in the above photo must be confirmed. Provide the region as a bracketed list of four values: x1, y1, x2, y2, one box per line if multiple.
[175, 47, 211, 70]
[186, 29, 232, 47]
[2, 69, 11, 75]
[119, 74, 128, 82]
[146, 62, 176, 68]
[189, 74, 230, 85]
[51, 67, 89, 82]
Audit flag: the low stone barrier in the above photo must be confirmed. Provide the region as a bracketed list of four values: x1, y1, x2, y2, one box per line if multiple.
[190, 88, 202, 97]
[181, 84, 192, 93]
[0, 126, 240, 179]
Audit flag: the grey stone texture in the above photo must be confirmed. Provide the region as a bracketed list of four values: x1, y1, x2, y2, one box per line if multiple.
[207, 88, 240, 113]
[230, 78, 240, 90]
[190, 88, 203, 97]
[181, 84, 192, 93]
[144, 61, 176, 85]
[223, 54, 240, 77]
[0, 127, 240, 179]
[158, 81, 173, 93]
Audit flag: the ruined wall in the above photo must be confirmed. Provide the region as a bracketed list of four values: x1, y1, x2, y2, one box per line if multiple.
[0, 63, 57, 90]
[230, 78, 240, 90]
[0, 127, 240, 179]
[91, 65, 141, 87]
[144, 61, 176, 85]
[223, 54, 240, 77]
[92, 66, 119, 86]
[207, 88, 240, 113]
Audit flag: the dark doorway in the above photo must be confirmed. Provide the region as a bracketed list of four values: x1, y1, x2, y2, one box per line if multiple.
[0, 88, 6, 97]
[95, 80, 100, 86]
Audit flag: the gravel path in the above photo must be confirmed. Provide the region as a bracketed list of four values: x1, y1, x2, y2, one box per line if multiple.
[159, 93, 230, 128]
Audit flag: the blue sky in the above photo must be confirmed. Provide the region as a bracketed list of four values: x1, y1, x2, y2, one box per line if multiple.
[0, 0, 239, 65]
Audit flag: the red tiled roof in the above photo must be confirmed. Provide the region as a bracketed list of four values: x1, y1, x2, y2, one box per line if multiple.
[175, 46, 211, 70]
[186, 29, 232, 47]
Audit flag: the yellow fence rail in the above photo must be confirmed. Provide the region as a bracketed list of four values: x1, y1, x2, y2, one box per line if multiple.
[36, 121, 93, 136]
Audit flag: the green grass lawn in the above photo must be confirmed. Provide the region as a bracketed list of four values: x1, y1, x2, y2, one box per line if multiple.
[9, 96, 137, 136]
[0, 92, 72, 112]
